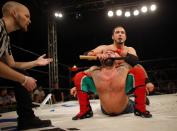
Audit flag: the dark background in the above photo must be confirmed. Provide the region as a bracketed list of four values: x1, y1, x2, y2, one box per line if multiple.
[0, 0, 177, 89]
[0, 0, 176, 64]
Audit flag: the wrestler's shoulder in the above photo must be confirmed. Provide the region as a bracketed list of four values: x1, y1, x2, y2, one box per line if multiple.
[126, 46, 135, 50]
[104, 44, 114, 48]
[95, 44, 111, 49]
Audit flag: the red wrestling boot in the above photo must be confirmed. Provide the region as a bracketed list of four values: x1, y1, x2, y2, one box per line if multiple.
[134, 86, 152, 118]
[72, 72, 93, 120]
[129, 66, 152, 118]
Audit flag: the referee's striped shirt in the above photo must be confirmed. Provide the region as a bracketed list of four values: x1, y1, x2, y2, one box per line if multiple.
[0, 19, 12, 58]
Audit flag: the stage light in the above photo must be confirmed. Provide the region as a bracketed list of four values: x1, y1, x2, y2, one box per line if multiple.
[108, 10, 114, 17]
[75, 12, 82, 20]
[150, 4, 157, 11]
[141, 6, 148, 13]
[54, 12, 63, 18]
[70, 65, 78, 72]
[133, 9, 139, 16]
[106, 2, 157, 18]
[124, 11, 131, 17]
[116, 9, 122, 16]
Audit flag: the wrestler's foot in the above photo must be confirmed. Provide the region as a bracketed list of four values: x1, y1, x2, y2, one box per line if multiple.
[134, 109, 152, 118]
[72, 109, 93, 120]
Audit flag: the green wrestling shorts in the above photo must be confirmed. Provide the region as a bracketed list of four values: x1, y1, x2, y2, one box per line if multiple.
[81, 74, 135, 94]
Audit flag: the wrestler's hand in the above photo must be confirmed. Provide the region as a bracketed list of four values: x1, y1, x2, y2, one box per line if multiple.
[146, 82, 155, 95]
[98, 50, 121, 59]
[87, 51, 96, 56]
[22, 76, 37, 92]
[97, 50, 122, 65]
[35, 54, 53, 66]
[70, 87, 77, 97]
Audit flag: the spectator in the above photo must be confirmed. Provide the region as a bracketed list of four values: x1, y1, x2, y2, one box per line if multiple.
[8, 90, 16, 104]
[0, 88, 11, 106]
[33, 86, 45, 103]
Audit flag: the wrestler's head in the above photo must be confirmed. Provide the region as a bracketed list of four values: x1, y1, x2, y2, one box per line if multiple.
[2, 1, 31, 32]
[112, 26, 127, 45]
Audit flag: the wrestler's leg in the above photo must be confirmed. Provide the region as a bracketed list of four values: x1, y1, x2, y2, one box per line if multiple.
[129, 65, 152, 118]
[136, 65, 155, 93]
[125, 74, 135, 94]
[72, 71, 93, 120]
[134, 65, 154, 106]
[125, 74, 151, 106]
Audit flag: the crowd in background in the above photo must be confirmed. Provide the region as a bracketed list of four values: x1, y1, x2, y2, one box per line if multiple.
[1, 75, 177, 113]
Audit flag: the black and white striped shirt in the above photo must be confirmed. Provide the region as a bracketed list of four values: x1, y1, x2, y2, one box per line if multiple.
[0, 19, 12, 58]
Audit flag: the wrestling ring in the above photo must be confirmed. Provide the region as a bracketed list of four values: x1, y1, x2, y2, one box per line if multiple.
[0, 22, 177, 131]
[0, 43, 177, 131]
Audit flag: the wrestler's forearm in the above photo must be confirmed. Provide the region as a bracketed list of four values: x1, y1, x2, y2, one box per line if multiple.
[0, 61, 26, 84]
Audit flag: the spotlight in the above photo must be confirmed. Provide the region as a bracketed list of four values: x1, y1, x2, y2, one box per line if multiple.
[133, 9, 139, 16]
[116, 9, 122, 16]
[124, 11, 131, 17]
[108, 10, 114, 17]
[75, 12, 82, 20]
[150, 4, 157, 11]
[106, 2, 157, 18]
[70, 65, 78, 71]
[141, 6, 148, 13]
[54, 12, 63, 18]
